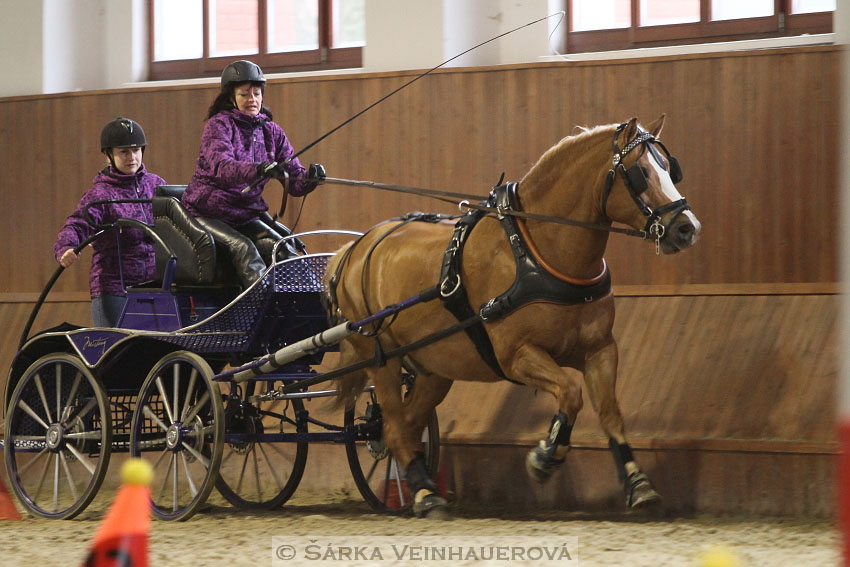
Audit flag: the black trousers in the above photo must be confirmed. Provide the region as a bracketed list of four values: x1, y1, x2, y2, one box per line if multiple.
[193, 217, 299, 288]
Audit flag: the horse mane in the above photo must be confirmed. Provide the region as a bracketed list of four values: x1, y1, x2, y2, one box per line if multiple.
[519, 123, 616, 193]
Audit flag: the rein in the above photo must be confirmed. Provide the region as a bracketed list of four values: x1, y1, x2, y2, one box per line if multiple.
[324, 176, 648, 239]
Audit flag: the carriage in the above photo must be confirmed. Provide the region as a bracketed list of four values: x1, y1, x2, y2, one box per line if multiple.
[2, 184, 440, 521]
[4, 115, 700, 522]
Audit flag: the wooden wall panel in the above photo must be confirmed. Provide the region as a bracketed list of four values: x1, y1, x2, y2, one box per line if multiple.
[438, 293, 837, 446]
[0, 45, 838, 296]
[0, 47, 839, 515]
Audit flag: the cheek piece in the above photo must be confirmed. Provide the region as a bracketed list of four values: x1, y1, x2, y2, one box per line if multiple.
[600, 125, 688, 236]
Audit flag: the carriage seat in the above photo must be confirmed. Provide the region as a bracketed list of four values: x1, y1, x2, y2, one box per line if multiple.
[152, 185, 236, 286]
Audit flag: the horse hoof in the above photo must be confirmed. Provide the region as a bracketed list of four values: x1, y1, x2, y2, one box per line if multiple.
[413, 490, 449, 519]
[525, 443, 565, 484]
[625, 471, 662, 509]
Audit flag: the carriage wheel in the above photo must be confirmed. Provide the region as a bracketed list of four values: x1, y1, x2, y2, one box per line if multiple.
[344, 384, 440, 514]
[129, 351, 223, 521]
[4, 353, 112, 519]
[214, 381, 308, 509]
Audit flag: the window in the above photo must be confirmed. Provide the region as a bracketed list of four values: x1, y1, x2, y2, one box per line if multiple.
[149, 0, 364, 81]
[564, 0, 833, 53]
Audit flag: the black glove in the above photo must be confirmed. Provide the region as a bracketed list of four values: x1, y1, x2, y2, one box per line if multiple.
[301, 163, 326, 194]
[308, 163, 326, 183]
[257, 162, 275, 176]
[257, 161, 290, 180]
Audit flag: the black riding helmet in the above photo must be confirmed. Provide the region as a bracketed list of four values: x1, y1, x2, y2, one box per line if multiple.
[221, 60, 266, 89]
[101, 117, 146, 171]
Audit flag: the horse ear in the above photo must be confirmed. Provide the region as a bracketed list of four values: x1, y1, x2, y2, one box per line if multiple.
[623, 118, 639, 143]
[646, 114, 666, 138]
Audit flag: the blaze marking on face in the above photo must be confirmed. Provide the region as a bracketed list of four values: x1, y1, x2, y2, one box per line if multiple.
[646, 150, 701, 231]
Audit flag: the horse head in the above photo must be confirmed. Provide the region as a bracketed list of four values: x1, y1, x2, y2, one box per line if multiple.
[601, 115, 701, 254]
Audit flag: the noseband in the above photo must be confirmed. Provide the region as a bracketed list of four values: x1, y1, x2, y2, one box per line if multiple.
[601, 123, 690, 245]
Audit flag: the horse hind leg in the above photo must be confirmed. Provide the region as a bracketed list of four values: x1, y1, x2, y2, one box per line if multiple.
[370, 357, 448, 518]
[583, 341, 661, 509]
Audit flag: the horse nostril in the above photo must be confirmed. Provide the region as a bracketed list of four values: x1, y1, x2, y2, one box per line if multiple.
[677, 223, 694, 241]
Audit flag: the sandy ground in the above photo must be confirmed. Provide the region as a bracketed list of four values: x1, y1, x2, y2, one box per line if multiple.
[0, 488, 838, 567]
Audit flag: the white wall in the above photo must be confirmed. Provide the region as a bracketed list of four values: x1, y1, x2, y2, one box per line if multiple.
[43, 0, 107, 94]
[365, 0, 554, 72]
[0, 0, 560, 97]
[0, 0, 147, 97]
[0, 0, 45, 96]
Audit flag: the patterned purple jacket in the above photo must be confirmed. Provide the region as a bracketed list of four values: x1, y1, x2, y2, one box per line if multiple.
[181, 108, 310, 226]
[54, 165, 166, 298]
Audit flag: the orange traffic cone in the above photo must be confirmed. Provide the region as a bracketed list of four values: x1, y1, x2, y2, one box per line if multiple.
[81, 458, 153, 567]
[0, 472, 22, 521]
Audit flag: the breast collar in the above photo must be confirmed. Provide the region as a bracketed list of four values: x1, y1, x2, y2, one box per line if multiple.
[438, 181, 612, 380]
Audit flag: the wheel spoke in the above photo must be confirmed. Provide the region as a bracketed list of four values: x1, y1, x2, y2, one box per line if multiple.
[236, 451, 250, 494]
[52, 452, 59, 512]
[181, 369, 198, 421]
[180, 452, 198, 497]
[64, 431, 105, 440]
[64, 442, 96, 476]
[61, 372, 83, 423]
[252, 448, 263, 502]
[179, 440, 210, 468]
[182, 391, 210, 425]
[390, 459, 406, 507]
[184, 425, 211, 439]
[34, 373, 54, 424]
[55, 363, 62, 425]
[172, 453, 179, 512]
[157, 451, 175, 503]
[18, 400, 49, 430]
[155, 376, 175, 424]
[258, 442, 285, 492]
[173, 365, 180, 430]
[67, 398, 98, 424]
[16, 447, 49, 476]
[33, 451, 52, 503]
[143, 405, 170, 432]
[221, 447, 236, 466]
[152, 447, 170, 470]
[59, 451, 79, 502]
[365, 453, 381, 486]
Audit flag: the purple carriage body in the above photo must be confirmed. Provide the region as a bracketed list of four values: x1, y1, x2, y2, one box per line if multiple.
[3, 187, 428, 522]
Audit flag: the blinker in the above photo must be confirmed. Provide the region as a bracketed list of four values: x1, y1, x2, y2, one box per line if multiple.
[625, 165, 648, 194]
[647, 140, 683, 185]
[668, 156, 683, 184]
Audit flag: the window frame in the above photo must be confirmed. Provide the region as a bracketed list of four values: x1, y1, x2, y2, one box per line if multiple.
[565, 0, 832, 54]
[148, 0, 362, 81]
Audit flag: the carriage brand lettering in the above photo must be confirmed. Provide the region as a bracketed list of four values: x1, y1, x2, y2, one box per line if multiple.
[84, 337, 108, 349]
[272, 536, 578, 565]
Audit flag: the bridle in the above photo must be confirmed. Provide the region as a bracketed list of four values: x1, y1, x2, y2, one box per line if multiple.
[601, 122, 689, 246]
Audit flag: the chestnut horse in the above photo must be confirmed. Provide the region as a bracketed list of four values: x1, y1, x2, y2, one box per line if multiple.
[326, 116, 701, 516]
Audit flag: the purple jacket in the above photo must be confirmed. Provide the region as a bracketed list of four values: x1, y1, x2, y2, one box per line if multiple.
[182, 108, 310, 226]
[54, 165, 166, 297]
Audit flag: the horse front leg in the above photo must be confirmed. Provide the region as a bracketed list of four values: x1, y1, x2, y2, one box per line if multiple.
[505, 344, 583, 484]
[370, 358, 448, 518]
[583, 340, 661, 509]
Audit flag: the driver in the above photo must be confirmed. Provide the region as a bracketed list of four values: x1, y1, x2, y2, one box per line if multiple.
[180, 60, 326, 289]
[54, 117, 167, 327]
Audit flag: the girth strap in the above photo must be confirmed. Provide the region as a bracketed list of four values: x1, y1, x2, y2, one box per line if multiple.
[439, 182, 613, 383]
[439, 204, 513, 381]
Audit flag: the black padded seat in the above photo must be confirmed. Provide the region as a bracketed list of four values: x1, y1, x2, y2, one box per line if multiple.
[152, 185, 239, 286]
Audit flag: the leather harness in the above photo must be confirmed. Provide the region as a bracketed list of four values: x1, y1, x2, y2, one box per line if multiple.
[438, 182, 612, 381]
